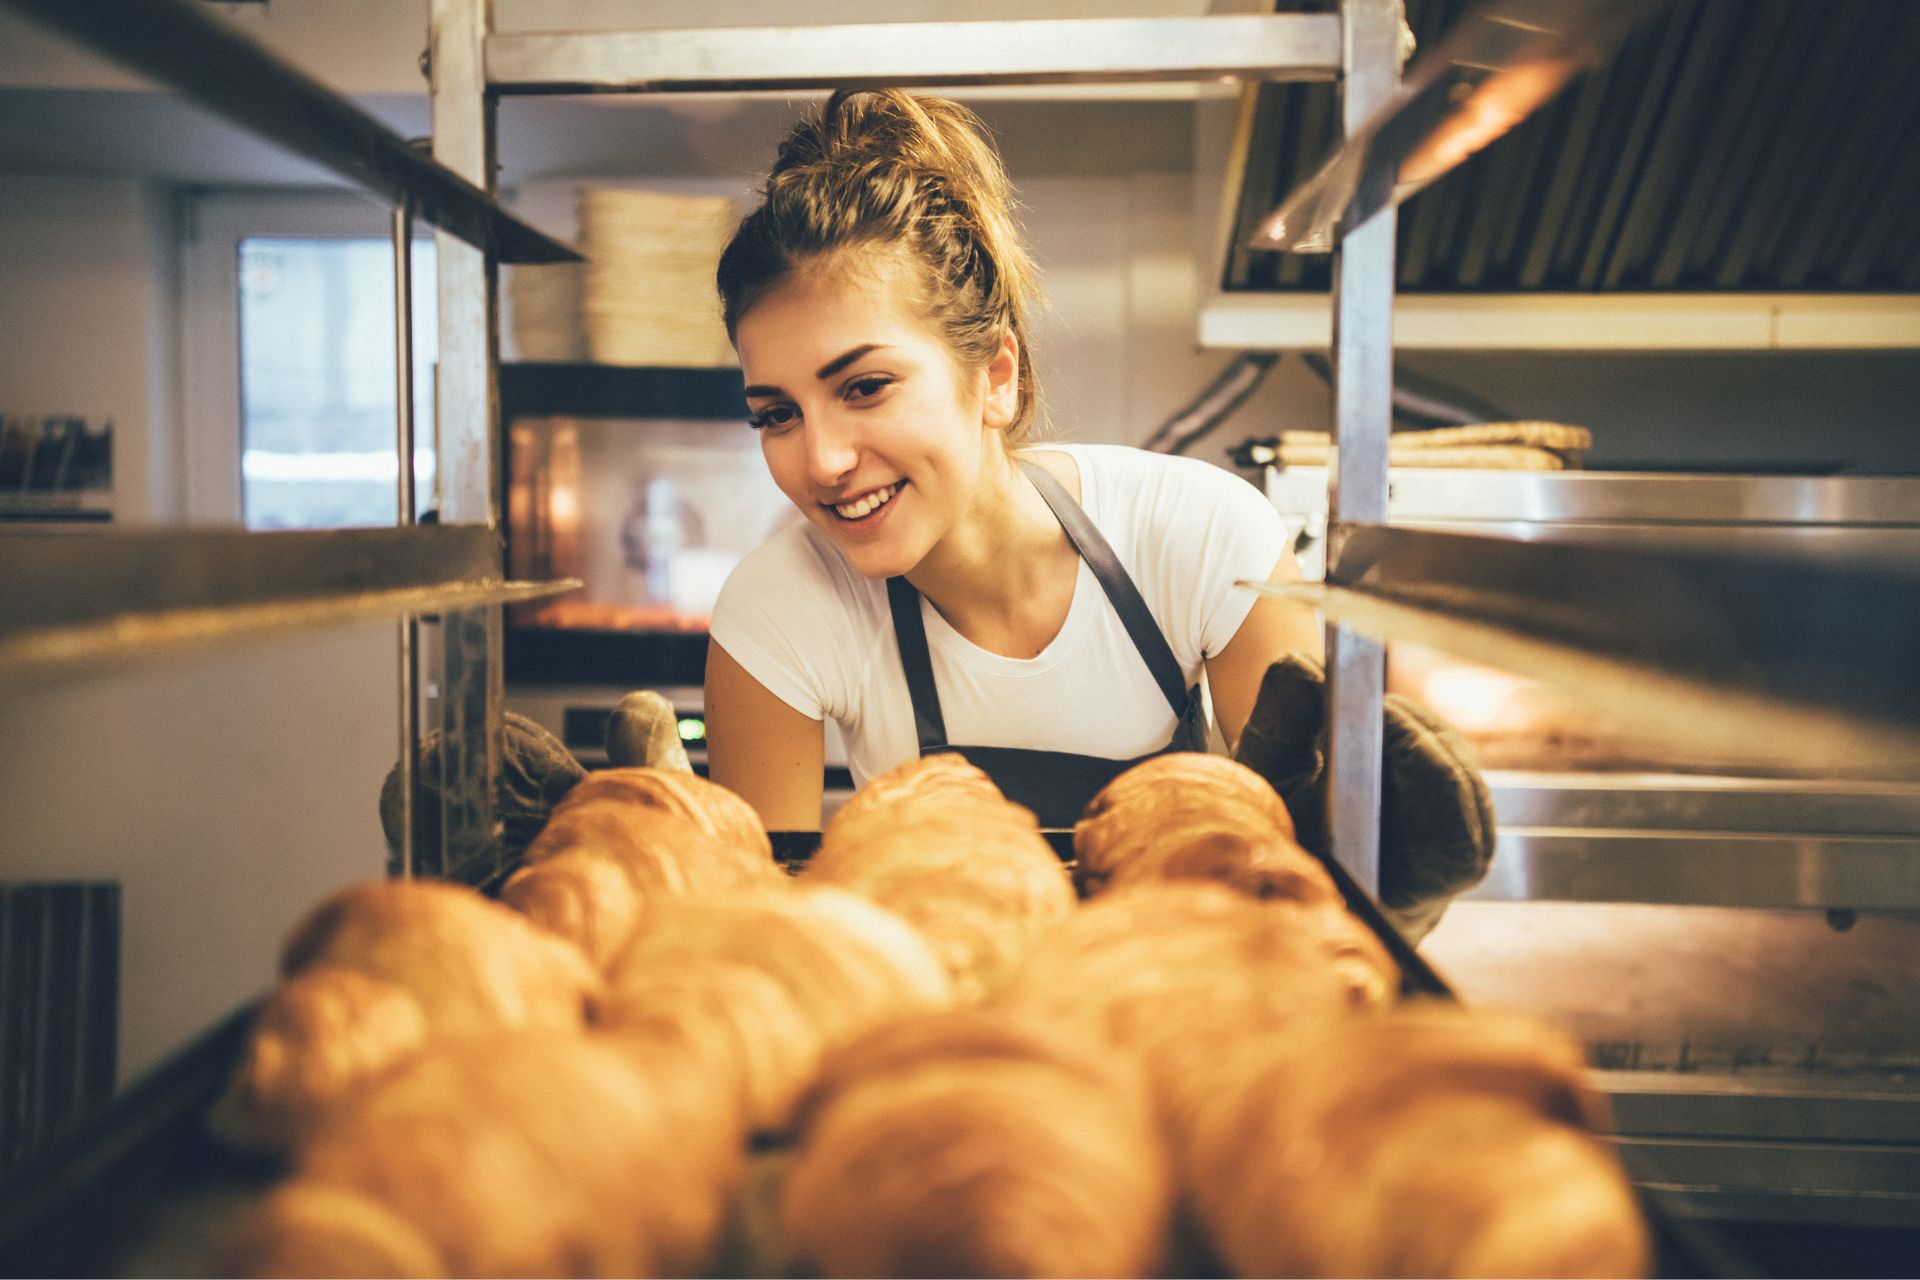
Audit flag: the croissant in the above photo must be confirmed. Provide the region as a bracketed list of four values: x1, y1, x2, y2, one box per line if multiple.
[208, 966, 428, 1152]
[539, 767, 774, 868]
[781, 1009, 1173, 1279]
[285, 1032, 743, 1279]
[1074, 753, 1324, 900]
[221, 1181, 443, 1279]
[826, 752, 1016, 833]
[500, 848, 646, 971]
[811, 756, 1075, 999]
[1182, 1003, 1650, 1279]
[279, 878, 600, 1037]
[600, 888, 952, 1133]
[994, 882, 1397, 1110]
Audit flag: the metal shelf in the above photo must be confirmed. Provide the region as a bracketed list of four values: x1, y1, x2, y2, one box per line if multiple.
[0, 0, 579, 265]
[486, 15, 1340, 96]
[0, 525, 578, 694]
[1249, 524, 1920, 772]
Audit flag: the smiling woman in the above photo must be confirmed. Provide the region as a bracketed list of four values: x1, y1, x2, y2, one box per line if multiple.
[704, 89, 1320, 831]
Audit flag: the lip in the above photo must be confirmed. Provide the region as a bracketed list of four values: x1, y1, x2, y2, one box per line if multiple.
[819, 480, 902, 509]
[821, 479, 905, 536]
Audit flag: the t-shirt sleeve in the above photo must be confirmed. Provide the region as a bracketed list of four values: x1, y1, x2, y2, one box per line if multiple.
[708, 528, 845, 721]
[1153, 454, 1291, 659]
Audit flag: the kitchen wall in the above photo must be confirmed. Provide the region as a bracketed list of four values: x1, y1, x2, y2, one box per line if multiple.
[0, 175, 395, 1084]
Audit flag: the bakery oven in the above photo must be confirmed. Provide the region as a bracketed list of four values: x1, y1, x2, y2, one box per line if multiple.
[498, 364, 852, 797]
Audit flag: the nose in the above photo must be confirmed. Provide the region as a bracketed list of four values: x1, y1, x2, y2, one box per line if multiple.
[803, 409, 860, 488]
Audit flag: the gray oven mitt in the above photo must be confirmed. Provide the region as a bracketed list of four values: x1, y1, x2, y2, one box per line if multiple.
[379, 710, 587, 866]
[1233, 652, 1496, 943]
[604, 690, 694, 772]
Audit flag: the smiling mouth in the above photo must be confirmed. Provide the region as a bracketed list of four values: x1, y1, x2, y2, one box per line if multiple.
[829, 482, 903, 521]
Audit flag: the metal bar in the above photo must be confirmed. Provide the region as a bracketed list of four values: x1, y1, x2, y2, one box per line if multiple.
[0, 0, 577, 265]
[1604, 1071, 1920, 1146]
[393, 201, 419, 882]
[1321, 0, 1404, 900]
[486, 15, 1341, 95]
[1249, 0, 1664, 254]
[431, 0, 505, 885]
[1469, 830, 1920, 912]
[1243, 525, 1920, 771]
[1262, 468, 1920, 528]
[1486, 773, 1920, 837]
[0, 525, 575, 691]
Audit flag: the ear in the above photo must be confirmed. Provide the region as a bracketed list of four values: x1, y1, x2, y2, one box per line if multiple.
[980, 331, 1021, 432]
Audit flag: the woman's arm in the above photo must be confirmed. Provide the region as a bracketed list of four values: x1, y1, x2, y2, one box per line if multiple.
[705, 640, 827, 831]
[1203, 550, 1323, 753]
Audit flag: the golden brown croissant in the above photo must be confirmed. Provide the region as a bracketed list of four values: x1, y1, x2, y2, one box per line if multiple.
[826, 752, 1019, 833]
[208, 966, 428, 1152]
[600, 888, 952, 1133]
[994, 881, 1397, 1110]
[288, 1032, 743, 1279]
[221, 1181, 444, 1278]
[1182, 1003, 1650, 1279]
[811, 756, 1075, 999]
[279, 878, 600, 1037]
[781, 1008, 1173, 1279]
[500, 847, 646, 971]
[541, 766, 774, 868]
[1074, 752, 1323, 899]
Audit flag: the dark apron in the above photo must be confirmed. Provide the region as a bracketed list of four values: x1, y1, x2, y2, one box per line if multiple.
[884, 459, 1207, 829]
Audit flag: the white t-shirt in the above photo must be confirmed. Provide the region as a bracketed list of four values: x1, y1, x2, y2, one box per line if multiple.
[709, 443, 1288, 789]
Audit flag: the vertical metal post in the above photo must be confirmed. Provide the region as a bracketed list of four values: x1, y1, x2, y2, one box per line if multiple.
[1325, 0, 1402, 899]
[429, 0, 504, 881]
[392, 199, 419, 880]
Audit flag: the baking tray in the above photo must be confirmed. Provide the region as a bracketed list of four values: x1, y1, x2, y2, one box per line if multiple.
[0, 836, 1744, 1278]
[770, 828, 1454, 999]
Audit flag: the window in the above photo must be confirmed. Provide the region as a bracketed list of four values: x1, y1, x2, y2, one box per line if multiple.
[237, 236, 435, 529]
[182, 194, 435, 528]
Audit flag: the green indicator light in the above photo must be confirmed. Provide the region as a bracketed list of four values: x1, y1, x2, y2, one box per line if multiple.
[678, 717, 707, 742]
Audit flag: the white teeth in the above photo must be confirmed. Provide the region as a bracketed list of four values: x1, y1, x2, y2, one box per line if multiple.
[833, 483, 899, 520]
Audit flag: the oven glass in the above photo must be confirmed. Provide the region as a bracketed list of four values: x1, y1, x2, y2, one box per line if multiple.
[507, 415, 792, 633]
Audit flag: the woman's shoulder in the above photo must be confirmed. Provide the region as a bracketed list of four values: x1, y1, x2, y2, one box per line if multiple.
[715, 518, 879, 621]
[1051, 443, 1266, 513]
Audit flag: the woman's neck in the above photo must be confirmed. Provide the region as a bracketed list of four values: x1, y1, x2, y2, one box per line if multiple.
[905, 446, 1078, 658]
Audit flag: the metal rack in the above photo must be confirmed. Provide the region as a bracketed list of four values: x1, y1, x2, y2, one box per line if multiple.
[0, 0, 587, 883]
[10, 0, 1916, 1242]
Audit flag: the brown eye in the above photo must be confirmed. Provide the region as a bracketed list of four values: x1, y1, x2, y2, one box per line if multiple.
[846, 375, 892, 402]
[749, 404, 799, 431]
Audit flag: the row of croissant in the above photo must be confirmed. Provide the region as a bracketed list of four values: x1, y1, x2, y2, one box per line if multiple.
[209, 751, 1650, 1279]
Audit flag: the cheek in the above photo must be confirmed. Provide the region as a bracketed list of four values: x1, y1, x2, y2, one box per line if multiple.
[759, 434, 807, 501]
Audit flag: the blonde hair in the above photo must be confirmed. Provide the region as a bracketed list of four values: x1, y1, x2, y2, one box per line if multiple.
[717, 90, 1044, 444]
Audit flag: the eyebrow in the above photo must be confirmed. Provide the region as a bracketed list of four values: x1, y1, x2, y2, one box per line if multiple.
[742, 344, 887, 399]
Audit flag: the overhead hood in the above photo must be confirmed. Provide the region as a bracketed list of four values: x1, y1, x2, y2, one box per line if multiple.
[1223, 0, 1920, 296]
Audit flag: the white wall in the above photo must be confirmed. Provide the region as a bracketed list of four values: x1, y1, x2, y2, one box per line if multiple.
[0, 175, 179, 524]
[0, 175, 396, 1086]
[0, 628, 395, 1084]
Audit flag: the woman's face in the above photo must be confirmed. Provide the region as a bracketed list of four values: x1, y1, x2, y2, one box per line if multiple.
[735, 262, 1014, 580]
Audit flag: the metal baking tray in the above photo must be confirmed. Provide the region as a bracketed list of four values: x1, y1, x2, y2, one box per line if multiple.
[0, 836, 1741, 1278]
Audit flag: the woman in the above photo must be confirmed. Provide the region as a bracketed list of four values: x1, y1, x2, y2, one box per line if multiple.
[706, 89, 1320, 830]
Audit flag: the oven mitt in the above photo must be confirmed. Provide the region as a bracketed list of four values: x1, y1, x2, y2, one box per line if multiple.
[1234, 652, 1496, 943]
[604, 690, 694, 772]
[379, 710, 587, 865]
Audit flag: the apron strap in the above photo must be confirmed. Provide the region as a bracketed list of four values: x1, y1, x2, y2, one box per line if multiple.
[1017, 459, 1190, 718]
[885, 573, 950, 753]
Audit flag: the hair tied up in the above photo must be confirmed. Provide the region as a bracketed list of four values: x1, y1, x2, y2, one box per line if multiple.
[717, 89, 1045, 444]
